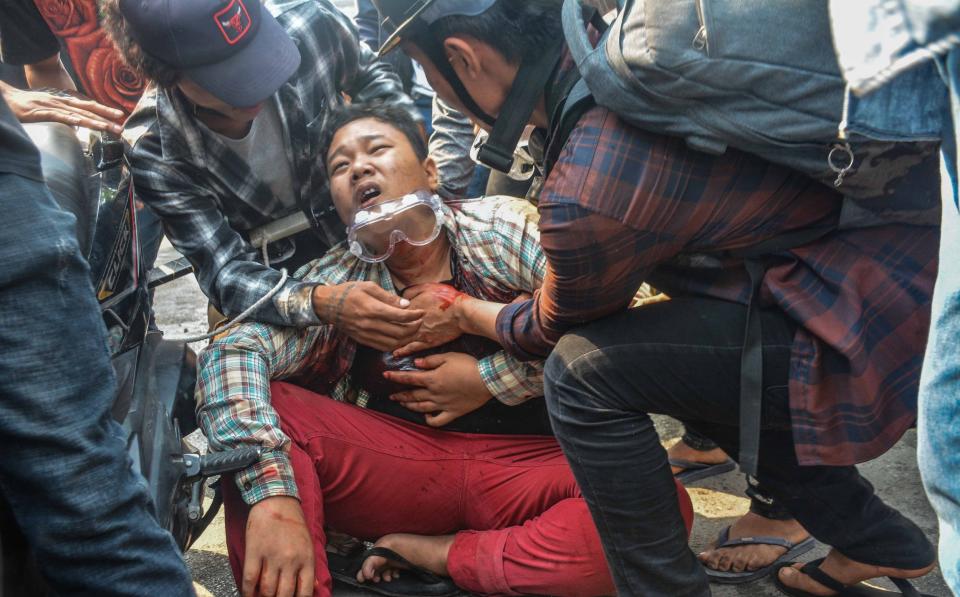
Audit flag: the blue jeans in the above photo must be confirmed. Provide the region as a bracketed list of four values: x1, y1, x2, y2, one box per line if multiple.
[918, 47, 960, 596]
[0, 172, 193, 596]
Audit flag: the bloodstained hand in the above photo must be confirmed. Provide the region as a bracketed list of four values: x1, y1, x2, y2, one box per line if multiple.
[393, 284, 468, 357]
[243, 496, 315, 597]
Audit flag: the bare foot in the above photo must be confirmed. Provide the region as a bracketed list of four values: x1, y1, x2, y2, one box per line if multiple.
[777, 548, 934, 596]
[667, 439, 729, 476]
[699, 512, 810, 573]
[358, 533, 456, 584]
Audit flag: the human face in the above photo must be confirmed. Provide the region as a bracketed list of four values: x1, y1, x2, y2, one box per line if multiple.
[326, 117, 439, 226]
[177, 77, 264, 127]
[402, 38, 517, 131]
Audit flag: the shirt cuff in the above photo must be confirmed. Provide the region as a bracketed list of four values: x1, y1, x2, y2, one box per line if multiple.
[495, 300, 544, 362]
[477, 353, 538, 406]
[275, 280, 321, 327]
[235, 449, 300, 505]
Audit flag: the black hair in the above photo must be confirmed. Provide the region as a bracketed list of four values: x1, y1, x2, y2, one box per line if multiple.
[428, 0, 564, 65]
[319, 102, 429, 165]
[100, 0, 181, 88]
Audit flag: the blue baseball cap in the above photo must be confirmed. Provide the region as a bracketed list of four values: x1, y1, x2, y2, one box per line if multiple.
[119, 0, 301, 107]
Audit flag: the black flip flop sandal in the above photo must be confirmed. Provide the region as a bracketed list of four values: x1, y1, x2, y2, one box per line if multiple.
[704, 525, 816, 584]
[773, 557, 935, 596]
[326, 546, 461, 597]
[669, 457, 737, 484]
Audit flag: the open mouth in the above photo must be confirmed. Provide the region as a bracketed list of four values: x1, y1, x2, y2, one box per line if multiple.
[356, 182, 383, 208]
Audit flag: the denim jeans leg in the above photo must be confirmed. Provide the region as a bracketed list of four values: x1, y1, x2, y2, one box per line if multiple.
[545, 350, 710, 597]
[917, 46, 960, 595]
[918, 53, 960, 595]
[546, 298, 934, 593]
[0, 173, 193, 596]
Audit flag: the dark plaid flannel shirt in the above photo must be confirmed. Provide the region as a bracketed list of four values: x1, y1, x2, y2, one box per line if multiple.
[122, 0, 416, 328]
[496, 105, 939, 467]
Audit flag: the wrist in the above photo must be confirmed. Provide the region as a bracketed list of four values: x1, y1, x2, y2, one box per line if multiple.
[311, 284, 334, 324]
[455, 295, 478, 335]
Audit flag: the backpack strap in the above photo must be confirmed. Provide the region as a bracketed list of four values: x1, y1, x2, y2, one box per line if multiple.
[478, 40, 566, 173]
[543, 5, 607, 176]
[728, 225, 834, 476]
[544, 77, 595, 177]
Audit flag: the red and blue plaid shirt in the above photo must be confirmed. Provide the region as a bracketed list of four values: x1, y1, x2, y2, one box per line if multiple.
[496, 106, 939, 467]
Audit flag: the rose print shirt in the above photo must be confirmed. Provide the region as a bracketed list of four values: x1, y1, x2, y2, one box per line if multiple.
[0, 0, 145, 114]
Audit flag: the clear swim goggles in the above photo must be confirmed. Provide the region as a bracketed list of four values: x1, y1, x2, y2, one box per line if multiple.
[347, 190, 444, 263]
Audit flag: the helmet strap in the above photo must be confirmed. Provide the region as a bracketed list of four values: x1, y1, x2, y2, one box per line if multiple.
[410, 27, 564, 173]
[476, 41, 563, 173]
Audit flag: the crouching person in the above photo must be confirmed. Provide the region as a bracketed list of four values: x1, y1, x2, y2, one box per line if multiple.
[196, 103, 694, 597]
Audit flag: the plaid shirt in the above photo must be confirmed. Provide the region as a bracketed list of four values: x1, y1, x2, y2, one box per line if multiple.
[197, 198, 547, 504]
[122, 0, 416, 328]
[496, 105, 939, 467]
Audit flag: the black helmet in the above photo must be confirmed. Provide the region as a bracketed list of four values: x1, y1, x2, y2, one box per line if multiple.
[372, 0, 497, 57]
[371, 0, 564, 174]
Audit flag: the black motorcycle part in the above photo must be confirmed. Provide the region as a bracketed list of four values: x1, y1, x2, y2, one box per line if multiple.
[122, 332, 198, 549]
[197, 447, 262, 478]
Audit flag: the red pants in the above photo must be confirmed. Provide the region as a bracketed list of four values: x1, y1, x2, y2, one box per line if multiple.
[222, 382, 693, 597]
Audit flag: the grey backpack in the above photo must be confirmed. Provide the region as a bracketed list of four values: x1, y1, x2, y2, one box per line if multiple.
[562, 0, 943, 226]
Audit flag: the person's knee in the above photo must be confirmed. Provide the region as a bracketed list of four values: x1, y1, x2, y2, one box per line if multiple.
[545, 333, 593, 414]
[545, 331, 629, 429]
[545, 332, 603, 392]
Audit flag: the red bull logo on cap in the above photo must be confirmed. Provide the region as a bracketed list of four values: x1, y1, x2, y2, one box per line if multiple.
[214, 0, 253, 45]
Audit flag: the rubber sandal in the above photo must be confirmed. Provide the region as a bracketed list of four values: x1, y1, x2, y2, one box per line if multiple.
[669, 457, 736, 484]
[703, 525, 816, 584]
[773, 557, 935, 596]
[326, 545, 461, 597]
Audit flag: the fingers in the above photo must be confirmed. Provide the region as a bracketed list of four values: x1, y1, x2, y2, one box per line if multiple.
[275, 567, 298, 597]
[367, 303, 425, 324]
[364, 319, 421, 340]
[358, 555, 385, 582]
[361, 282, 411, 309]
[27, 107, 123, 134]
[392, 341, 430, 358]
[399, 399, 441, 413]
[426, 410, 458, 427]
[356, 329, 418, 352]
[242, 554, 264, 597]
[390, 388, 439, 412]
[61, 94, 125, 121]
[258, 561, 280, 597]
[353, 320, 421, 351]
[296, 564, 315, 597]
[357, 284, 425, 322]
[384, 370, 430, 388]
[415, 354, 448, 370]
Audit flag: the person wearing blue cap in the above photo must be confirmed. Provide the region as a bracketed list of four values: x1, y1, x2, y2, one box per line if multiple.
[100, 0, 426, 351]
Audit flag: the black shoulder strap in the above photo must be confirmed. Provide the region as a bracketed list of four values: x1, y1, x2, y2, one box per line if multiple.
[543, 77, 595, 177]
[478, 40, 565, 173]
[541, 6, 608, 176]
[731, 224, 834, 476]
